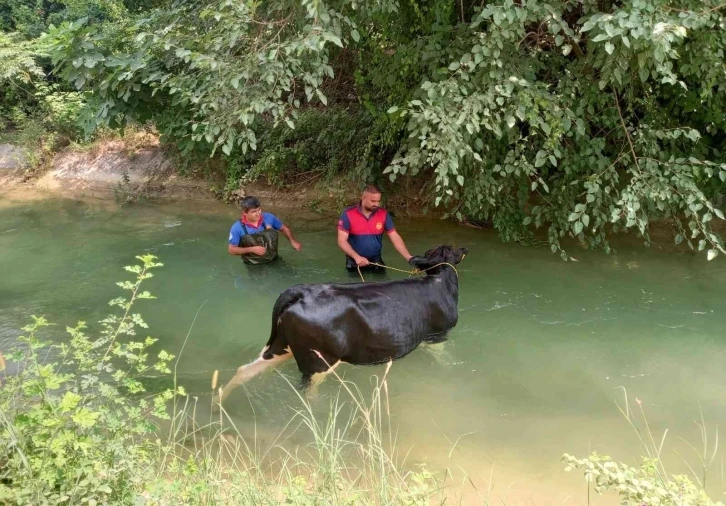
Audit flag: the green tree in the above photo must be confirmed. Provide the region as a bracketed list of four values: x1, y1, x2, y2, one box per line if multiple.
[45, 0, 726, 259]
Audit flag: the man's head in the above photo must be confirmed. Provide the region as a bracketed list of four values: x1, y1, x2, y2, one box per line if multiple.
[360, 184, 382, 213]
[240, 196, 262, 223]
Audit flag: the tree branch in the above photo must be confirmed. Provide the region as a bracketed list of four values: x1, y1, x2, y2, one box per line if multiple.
[613, 88, 639, 170]
[665, 2, 726, 13]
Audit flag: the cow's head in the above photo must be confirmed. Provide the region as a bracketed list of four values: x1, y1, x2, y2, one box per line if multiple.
[408, 245, 468, 274]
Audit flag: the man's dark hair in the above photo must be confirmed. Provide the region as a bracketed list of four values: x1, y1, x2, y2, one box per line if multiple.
[362, 184, 382, 195]
[240, 196, 261, 211]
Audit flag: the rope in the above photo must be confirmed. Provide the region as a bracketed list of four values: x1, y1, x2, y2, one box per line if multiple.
[356, 261, 459, 283]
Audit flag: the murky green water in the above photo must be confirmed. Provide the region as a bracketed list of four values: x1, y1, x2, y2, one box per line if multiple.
[2, 194, 725, 504]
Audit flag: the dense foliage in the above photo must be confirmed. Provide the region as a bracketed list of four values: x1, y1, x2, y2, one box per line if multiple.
[0, 255, 178, 504]
[3, 0, 726, 258]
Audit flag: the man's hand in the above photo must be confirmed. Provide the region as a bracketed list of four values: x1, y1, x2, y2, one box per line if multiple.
[291, 240, 302, 252]
[249, 246, 267, 256]
[354, 255, 370, 267]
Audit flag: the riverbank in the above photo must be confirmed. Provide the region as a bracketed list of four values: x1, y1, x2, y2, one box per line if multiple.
[0, 132, 432, 219]
[2, 133, 724, 262]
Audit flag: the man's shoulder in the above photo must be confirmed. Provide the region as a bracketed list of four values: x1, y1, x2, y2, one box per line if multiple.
[230, 220, 242, 231]
[340, 205, 356, 218]
[262, 211, 278, 220]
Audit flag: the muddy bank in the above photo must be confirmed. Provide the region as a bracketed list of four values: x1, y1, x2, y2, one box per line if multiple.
[0, 137, 431, 216]
[0, 144, 29, 187]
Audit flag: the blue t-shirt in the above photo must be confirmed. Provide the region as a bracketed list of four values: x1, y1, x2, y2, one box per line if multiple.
[228, 212, 283, 245]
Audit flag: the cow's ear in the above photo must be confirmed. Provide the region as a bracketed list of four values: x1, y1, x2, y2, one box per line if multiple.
[408, 255, 431, 270]
[454, 248, 468, 264]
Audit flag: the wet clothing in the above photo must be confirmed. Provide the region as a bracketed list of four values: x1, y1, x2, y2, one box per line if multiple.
[338, 204, 395, 269]
[229, 213, 283, 265]
[345, 254, 386, 273]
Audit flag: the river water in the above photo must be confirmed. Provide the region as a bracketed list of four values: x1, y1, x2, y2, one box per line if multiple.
[1, 194, 725, 504]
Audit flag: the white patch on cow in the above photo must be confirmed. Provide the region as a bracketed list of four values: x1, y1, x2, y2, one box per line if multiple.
[218, 346, 293, 403]
[307, 360, 342, 398]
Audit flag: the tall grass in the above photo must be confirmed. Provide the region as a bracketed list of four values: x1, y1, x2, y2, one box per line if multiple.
[147, 359, 452, 505]
[563, 387, 724, 506]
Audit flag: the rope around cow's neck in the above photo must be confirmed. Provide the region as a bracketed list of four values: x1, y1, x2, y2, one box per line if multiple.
[356, 261, 459, 283]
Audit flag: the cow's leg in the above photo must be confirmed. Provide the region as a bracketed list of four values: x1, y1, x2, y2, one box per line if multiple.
[306, 360, 342, 398]
[216, 346, 292, 405]
[424, 331, 449, 344]
[424, 332, 453, 365]
[290, 347, 339, 393]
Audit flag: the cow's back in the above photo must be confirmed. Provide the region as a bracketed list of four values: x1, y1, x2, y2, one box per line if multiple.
[276, 276, 459, 366]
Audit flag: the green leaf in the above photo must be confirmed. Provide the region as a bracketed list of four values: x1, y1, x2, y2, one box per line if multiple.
[715, 208, 725, 220]
[316, 89, 328, 106]
[574, 221, 584, 235]
[581, 19, 596, 32]
[72, 408, 100, 428]
[327, 35, 343, 48]
[707, 249, 718, 261]
[506, 116, 515, 128]
[387, 106, 399, 114]
[605, 42, 615, 54]
[351, 29, 360, 42]
[523, 216, 532, 226]
[448, 62, 460, 71]
[60, 392, 81, 413]
[456, 175, 465, 186]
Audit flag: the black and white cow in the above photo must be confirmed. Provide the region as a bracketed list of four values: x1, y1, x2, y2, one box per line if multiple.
[218, 245, 467, 401]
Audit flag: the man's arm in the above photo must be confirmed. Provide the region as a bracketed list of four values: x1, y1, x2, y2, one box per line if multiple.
[387, 230, 413, 262]
[228, 244, 266, 256]
[279, 224, 302, 252]
[337, 229, 369, 266]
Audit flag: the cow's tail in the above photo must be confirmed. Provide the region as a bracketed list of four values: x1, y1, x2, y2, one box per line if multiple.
[263, 287, 302, 358]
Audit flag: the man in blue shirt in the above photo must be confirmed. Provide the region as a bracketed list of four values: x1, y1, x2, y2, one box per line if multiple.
[228, 196, 302, 262]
